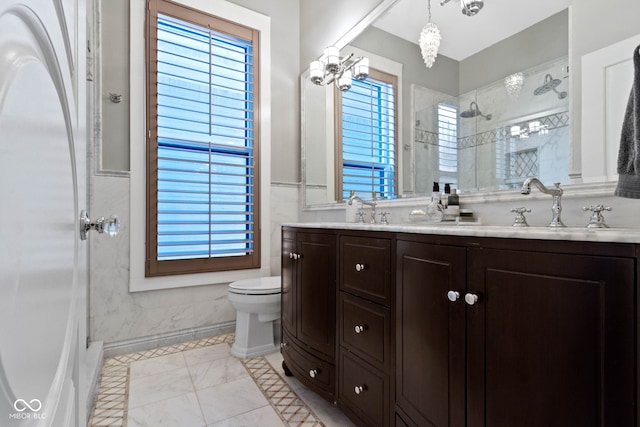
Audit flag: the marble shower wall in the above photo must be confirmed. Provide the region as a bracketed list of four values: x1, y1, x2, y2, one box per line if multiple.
[414, 56, 570, 194]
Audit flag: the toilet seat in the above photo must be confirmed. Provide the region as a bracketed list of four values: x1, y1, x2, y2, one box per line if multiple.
[228, 276, 281, 295]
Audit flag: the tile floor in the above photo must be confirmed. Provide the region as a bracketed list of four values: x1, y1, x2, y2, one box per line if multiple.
[88, 333, 355, 427]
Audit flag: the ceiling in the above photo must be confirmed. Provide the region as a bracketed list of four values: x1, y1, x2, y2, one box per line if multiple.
[373, 0, 573, 61]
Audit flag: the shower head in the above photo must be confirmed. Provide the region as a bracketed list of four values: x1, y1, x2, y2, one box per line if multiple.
[460, 101, 492, 120]
[534, 74, 567, 99]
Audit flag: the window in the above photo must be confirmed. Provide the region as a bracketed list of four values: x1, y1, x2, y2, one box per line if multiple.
[337, 69, 397, 201]
[146, 0, 260, 277]
[437, 103, 458, 185]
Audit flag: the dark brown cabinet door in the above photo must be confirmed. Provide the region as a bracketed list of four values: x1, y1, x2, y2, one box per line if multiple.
[467, 248, 635, 427]
[296, 232, 337, 358]
[396, 240, 467, 427]
[281, 232, 296, 335]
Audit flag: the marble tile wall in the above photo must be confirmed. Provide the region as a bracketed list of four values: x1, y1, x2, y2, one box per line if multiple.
[89, 175, 299, 348]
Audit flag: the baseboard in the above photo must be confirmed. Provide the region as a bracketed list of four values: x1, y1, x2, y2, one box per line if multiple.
[103, 322, 236, 357]
[82, 340, 104, 424]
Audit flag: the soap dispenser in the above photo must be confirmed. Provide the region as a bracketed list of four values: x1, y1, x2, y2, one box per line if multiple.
[447, 188, 460, 218]
[426, 182, 444, 222]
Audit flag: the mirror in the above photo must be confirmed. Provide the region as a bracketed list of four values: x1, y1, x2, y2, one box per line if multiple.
[302, 2, 572, 206]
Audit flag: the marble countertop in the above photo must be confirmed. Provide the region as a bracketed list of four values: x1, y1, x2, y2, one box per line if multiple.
[283, 222, 640, 244]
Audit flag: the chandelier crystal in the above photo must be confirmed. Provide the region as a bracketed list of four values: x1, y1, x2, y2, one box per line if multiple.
[419, 0, 441, 69]
[504, 72, 524, 99]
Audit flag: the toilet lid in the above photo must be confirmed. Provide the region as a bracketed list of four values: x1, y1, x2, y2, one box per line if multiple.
[228, 276, 281, 295]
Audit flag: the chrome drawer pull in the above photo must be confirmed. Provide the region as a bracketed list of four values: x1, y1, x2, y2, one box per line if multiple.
[354, 385, 367, 395]
[355, 263, 366, 272]
[309, 369, 319, 378]
[354, 324, 367, 334]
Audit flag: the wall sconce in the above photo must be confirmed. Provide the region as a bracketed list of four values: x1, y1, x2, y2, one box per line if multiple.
[310, 46, 369, 92]
[440, 0, 485, 16]
[511, 120, 549, 139]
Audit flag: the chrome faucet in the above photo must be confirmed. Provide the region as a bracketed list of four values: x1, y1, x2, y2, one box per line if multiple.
[348, 190, 377, 223]
[520, 178, 565, 227]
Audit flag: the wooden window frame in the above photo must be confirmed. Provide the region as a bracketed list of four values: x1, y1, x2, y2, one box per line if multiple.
[145, 0, 260, 277]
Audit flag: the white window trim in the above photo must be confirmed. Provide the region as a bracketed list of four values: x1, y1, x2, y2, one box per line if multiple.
[129, 0, 271, 292]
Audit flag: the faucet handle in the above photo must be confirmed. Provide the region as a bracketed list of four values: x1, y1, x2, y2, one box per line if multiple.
[510, 207, 531, 227]
[356, 210, 366, 223]
[379, 211, 390, 225]
[582, 205, 611, 228]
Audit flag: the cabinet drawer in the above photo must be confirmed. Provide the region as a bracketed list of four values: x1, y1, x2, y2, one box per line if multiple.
[341, 236, 391, 305]
[282, 331, 335, 397]
[339, 351, 389, 427]
[340, 292, 390, 371]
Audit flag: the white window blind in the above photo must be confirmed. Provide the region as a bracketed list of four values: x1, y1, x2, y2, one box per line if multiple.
[438, 103, 458, 183]
[340, 74, 396, 200]
[153, 13, 257, 264]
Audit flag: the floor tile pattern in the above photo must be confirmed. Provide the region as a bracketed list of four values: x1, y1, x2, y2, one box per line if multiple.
[88, 333, 324, 426]
[242, 357, 324, 427]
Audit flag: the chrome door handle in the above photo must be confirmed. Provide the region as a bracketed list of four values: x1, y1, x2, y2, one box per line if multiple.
[80, 210, 120, 240]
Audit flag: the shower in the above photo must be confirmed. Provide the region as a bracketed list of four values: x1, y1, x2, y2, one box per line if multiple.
[534, 73, 567, 99]
[460, 101, 492, 120]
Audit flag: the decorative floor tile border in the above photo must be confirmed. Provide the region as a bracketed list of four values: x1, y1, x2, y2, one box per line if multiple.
[241, 357, 324, 427]
[87, 333, 323, 427]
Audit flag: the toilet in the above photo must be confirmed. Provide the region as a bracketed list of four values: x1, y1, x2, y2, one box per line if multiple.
[228, 276, 281, 358]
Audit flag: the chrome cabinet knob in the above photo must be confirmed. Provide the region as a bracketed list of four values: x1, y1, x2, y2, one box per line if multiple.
[309, 369, 319, 378]
[354, 385, 367, 395]
[289, 252, 301, 260]
[465, 293, 479, 306]
[355, 263, 366, 272]
[80, 210, 120, 240]
[447, 290, 460, 302]
[354, 325, 367, 334]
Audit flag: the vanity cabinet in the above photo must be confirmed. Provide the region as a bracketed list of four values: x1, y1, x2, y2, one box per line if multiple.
[281, 226, 639, 427]
[338, 235, 392, 427]
[396, 237, 636, 427]
[281, 229, 337, 401]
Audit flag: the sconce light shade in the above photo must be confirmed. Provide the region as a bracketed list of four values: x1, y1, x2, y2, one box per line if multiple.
[310, 60, 325, 85]
[461, 0, 484, 16]
[324, 46, 340, 73]
[337, 69, 353, 92]
[353, 57, 369, 81]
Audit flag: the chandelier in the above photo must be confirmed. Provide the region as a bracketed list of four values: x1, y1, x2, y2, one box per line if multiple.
[419, 0, 441, 68]
[440, 0, 485, 16]
[504, 72, 524, 100]
[309, 46, 369, 92]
